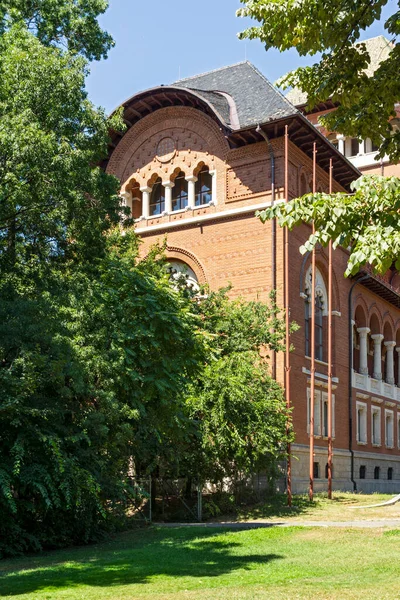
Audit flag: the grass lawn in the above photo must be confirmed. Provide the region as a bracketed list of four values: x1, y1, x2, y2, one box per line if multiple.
[1, 522, 400, 599]
[230, 492, 400, 522]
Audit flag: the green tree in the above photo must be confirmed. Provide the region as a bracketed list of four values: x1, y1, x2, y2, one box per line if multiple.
[0, 5, 207, 556]
[238, 0, 400, 161]
[183, 289, 293, 488]
[0, 0, 113, 59]
[0, 229, 205, 557]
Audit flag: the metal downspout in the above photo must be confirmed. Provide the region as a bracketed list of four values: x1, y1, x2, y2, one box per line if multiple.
[348, 275, 370, 491]
[256, 124, 276, 379]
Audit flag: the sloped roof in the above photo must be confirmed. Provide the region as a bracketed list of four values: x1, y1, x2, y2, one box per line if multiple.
[286, 35, 394, 106]
[175, 61, 298, 129]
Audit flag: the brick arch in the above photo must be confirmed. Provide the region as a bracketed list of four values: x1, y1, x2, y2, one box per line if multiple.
[368, 305, 383, 334]
[382, 312, 396, 341]
[194, 160, 212, 176]
[165, 247, 207, 285]
[107, 106, 229, 184]
[353, 294, 369, 327]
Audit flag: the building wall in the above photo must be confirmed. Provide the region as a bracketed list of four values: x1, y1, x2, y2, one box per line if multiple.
[108, 104, 400, 493]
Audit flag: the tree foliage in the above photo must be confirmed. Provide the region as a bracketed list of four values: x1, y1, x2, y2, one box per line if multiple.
[184, 289, 293, 485]
[238, 0, 400, 161]
[0, 230, 205, 557]
[257, 175, 400, 276]
[0, 0, 113, 59]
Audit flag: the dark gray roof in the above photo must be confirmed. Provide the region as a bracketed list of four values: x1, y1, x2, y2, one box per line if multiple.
[187, 89, 232, 125]
[174, 61, 298, 130]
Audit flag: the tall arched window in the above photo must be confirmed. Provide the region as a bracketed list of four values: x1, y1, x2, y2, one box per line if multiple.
[195, 167, 212, 206]
[304, 266, 328, 361]
[150, 178, 165, 216]
[172, 172, 188, 211]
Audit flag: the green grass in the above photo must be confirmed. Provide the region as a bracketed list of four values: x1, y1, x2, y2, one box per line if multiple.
[231, 492, 400, 522]
[1, 525, 400, 599]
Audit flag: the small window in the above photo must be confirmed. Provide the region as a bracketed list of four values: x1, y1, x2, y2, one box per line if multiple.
[357, 402, 367, 443]
[374, 466, 380, 480]
[172, 172, 188, 211]
[359, 465, 366, 479]
[195, 167, 212, 206]
[313, 462, 320, 479]
[372, 408, 381, 445]
[388, 467, 393, 481]
[149, 178, 165, 216]
[385, 411, 394, 448]
[325, 463, 333, 479]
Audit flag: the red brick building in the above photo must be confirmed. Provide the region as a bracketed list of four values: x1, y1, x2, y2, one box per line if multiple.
[105, 60, 400, 493]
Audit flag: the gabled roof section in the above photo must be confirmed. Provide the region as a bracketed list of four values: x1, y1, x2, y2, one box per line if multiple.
[175, 61, 298, 129]
[286, 35, 395, 107]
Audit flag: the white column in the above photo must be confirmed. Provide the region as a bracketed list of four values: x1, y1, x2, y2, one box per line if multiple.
[371, 333, 384, 380]
[385, 341, 396, 384]
[396, 347, 400, 386]
[357, 327, 370, 375]
[210, 170, 217, 205]
[140, 186, 151, 219]
[186, 175, 197, 209]
[358, 139, 365, 155]
[337, 134, 345, 155]
[163, 181, 174, 214]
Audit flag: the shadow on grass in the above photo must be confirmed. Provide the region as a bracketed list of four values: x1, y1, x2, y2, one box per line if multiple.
[233, 493, 316, 521]
[0, 527, 283, 597]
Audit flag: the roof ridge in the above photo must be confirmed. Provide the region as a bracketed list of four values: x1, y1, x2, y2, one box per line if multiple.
[173, 61, 249, 84]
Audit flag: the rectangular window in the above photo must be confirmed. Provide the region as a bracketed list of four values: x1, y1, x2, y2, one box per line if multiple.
[385, 410, 394, 448]
[356, 401, 367, 444]
[371, 406, 381, 446]
[307, 388, 322, 437]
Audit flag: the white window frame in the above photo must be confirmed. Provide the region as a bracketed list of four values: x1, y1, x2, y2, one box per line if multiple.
[371, 406, 381, 446]
[385, 409, 394, 449]
[356, 401, 367, 444]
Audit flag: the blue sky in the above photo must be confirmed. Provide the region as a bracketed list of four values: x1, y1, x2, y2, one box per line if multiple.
[86, 0, 395, 114]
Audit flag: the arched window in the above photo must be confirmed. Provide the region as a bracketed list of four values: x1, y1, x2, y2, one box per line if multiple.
[172, 172, 188, 211]
[304, 267, 328, 361]
[325, 463, 333, 479]
[374, 466, 380, 480]
[359, 465, 366, 479]
[150, 178, 165, 216]
[388, 467, 393, 481]
[195, 167, 212, 206]
[166, 260, 199, 293]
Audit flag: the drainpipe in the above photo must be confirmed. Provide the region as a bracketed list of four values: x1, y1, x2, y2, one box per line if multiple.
[348, 275, 370, 491]
[256, 124, 276, 379]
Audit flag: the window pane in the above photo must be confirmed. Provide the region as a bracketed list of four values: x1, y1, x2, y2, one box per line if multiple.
[172, 172, 188, 211]
[150, 179, 165, 216]
[195, 168, 212, 206]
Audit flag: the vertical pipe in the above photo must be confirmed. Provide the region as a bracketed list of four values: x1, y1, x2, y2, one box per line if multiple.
[327, 160, 333, 499]
[309, 143, 317, 502]
[284, 125, 292, 507]
[256, 125, 276, 379]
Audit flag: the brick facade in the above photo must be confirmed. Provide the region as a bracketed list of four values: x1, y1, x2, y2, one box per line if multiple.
[107, 66, 400, 493]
